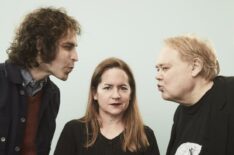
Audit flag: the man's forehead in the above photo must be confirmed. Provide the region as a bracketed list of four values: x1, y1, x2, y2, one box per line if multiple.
[155, 48, 179, 67]
[59, 35, 77, 45]
[156, 52, 172, 64]
[155, 61, 171, 68]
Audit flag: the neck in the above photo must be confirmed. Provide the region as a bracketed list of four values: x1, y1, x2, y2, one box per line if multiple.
[99, 113, 124, 139]
[180, 78, 214, 106]
[28, 67, 49, 81]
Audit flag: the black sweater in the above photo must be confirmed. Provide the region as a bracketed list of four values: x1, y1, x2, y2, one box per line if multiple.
[167, 76, 234, 155]
[54, 120, 160, 155]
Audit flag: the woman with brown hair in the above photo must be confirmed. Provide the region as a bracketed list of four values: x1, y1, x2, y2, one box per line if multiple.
[54, 57, 160, 155]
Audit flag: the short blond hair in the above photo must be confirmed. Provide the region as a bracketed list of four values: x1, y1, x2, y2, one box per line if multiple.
[164, 34, 219, 80]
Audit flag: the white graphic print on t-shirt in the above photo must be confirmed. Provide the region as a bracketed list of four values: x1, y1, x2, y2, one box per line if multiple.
[175, 142, 202, 155]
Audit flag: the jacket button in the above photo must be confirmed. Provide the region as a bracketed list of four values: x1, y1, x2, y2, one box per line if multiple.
[0, 137, 6, 142]
[20, 117, 26, 123]
[15, 146, 21, 152]
[19, 90, 25, 95]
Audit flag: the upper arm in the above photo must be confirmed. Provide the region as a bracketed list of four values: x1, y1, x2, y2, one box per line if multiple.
[144, 126, 160, 155]
[54, 120, 81, 155]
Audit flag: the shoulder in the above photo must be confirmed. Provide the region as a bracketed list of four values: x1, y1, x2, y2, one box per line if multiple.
[59, 119, 86, 142]
[0, 62, 5, 72]
[55, 119, 85, 154]
[143, 125, 160, 153]
[144, 125, 154, 133]
[63, 119, 85, 132]
[214, 76, 234, 95]
[46, 78, 60, 93]
[172, 105, 182, 123]
[0, 62, 22, 95]
[0, 62, 9, 79]
[143, 125, 156, 138]
[212, 76, 234, 113]
[214, 76, 234, 86]
[0, 63, 6, 82]
[223, 76, 234, 89]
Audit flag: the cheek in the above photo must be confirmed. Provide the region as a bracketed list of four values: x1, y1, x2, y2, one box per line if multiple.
[123, 93, 131, 102]
[49, 58, 63, 68]
[96, 94, 109, 104]
[165, 71, 183, 84]
[164, 78, 181, 93]
[53, 52, 68, 64]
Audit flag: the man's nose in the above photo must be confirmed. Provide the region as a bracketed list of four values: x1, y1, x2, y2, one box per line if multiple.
[155, 71, 163, 81]
[71, 50, 78, 62]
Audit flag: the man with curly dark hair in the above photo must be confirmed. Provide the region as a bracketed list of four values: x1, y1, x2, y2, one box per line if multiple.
[0, 7, 80, 155]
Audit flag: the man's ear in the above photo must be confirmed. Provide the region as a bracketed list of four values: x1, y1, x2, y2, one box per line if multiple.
[35, 38, 43, 64]
[36, 38, 43, 51]
[191, 58, 203, 77]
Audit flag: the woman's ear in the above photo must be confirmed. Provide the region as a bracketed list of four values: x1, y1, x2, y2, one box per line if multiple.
[191, 58, 203, 77]
[93, 94, 97, 100]
[92, 88, 98, 100]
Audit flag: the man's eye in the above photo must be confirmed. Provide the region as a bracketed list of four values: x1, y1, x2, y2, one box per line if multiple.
[162, 67, 169, 71]
[64, 46, 73, 50]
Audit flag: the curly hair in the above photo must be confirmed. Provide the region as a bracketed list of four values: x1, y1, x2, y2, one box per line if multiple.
[7, 7, 81, 68]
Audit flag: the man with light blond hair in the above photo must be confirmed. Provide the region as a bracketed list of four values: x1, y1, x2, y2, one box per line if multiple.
[155, 34, 234, 155]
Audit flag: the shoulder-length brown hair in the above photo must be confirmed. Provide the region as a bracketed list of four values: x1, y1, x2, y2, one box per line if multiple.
[80, 57, 149, 152]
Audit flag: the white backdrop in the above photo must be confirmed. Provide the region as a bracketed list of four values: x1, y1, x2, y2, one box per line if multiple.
[1, 0, 234, 154]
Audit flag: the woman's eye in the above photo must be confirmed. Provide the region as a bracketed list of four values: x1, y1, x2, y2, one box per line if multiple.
[103, 87, 111, 90]
[121, 87, 128, 90]
[120, 87, 129, 92]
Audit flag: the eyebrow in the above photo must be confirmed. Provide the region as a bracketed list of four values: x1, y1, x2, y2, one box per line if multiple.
[155, 64, 163, 68]
[61, 42, 78, 47]
[103, 83, 129, 87]
[155, 63, 169, 68]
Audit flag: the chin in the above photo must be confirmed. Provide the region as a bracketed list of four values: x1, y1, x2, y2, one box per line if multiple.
[162, 94, 171, 101]
[55, 74, 68, 81]
[61, 76, 68, 81]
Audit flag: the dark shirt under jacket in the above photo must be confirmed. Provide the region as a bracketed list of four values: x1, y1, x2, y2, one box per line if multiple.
[54, 120, 160, 155]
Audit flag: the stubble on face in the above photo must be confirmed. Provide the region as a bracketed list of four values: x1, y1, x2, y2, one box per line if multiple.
[47, 32, 78, 81]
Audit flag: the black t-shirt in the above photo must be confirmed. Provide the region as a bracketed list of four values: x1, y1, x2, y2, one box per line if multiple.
[54, 120, 160, 155]
[167, 83, 217, 155]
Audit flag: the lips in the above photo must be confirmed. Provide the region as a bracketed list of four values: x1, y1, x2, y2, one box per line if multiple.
[157, 84, 164, 92]
[110, 103, 122, 106]
[64, 67, 74, 74]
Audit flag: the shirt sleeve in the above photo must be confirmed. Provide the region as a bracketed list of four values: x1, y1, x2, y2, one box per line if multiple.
[144, 126, 160, 155]
[54, 120, 82, 155]
[166, 106, 180, 155]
